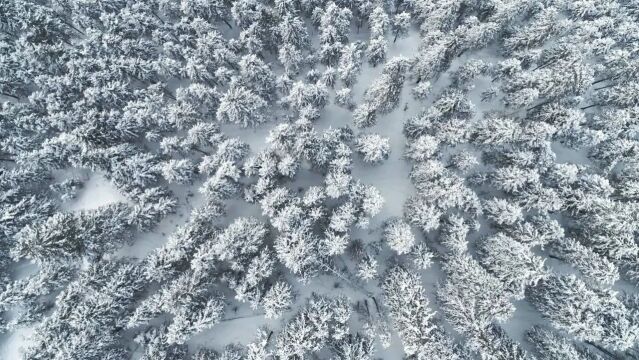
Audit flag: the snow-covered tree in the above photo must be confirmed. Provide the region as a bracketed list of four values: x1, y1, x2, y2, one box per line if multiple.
[263, 281, 293, 319]
[382, 266, 436, 356]
[4, 0, 639, 357]
[366, 7, 389, 66]
[338, 42, 365, 86]
[529, 274, 639, 351]
[12, 203, 133, 263]
[392, 12, 411, 42]
[550, 237, 619, 287]
[355, 133, 390, 164]
[24, 260, 146, 359]
[275, 295, 351, 359]
[477, 233, 547, 298]
[217, 83, 268, 127]
[356, 255, 378, 281]
[383, 266, 464, 358]
[383, 218, 416, 255]
[483, 198, 524, 226]
[527, 325, 602, 360]
[135, 326, 189, 360]
[354, 56, 410, 127]
[438, 254, 515, 337]
[160, 159, 196, 184]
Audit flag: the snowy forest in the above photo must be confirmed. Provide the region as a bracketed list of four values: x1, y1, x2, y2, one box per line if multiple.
[2, 0, 639, 358]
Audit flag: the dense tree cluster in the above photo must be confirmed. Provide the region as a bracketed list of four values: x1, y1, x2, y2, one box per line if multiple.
[2, 0, 639, 359]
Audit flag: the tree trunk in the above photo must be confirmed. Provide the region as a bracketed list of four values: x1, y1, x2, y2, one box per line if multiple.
[59, 17, 85, 36]
[526, 100, 552, 112]
[152, 11, 165, 24]
[163, 87, 176, 101]
[594, 83, 616, 91]
[581, 104, 600, 110]
[592, 74, 617, 85]
[192, 147, 210, 156]
[371, 296, 381, 313]
[0, 92, 19, 100]
[584, 341, 618, 359]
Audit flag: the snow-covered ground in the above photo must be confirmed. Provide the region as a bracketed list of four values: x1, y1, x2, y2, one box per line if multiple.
[66, 173, 129, 211]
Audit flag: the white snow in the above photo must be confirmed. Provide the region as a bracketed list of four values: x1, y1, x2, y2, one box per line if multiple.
[5, 3, 639, 359]
[66, 173, 129, 211]
[0, 327, 33, 360]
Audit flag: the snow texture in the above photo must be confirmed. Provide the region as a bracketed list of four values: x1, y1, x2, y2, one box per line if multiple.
[1, 0, 639, 359]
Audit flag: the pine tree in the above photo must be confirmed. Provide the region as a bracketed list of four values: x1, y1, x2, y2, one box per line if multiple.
[335, 88, 355, 109]
[110, 152, 162, 190]
[449, 150, 478, 172]
[383, 266, 464, 358]
[317, 3, 352, 65]
[128, 187, 178, 231]
[240, 328, 270, 359]
[331, 332, 375, 360]
[550, 237, 619, 287]
[438, 254, 515, 337]
[275, 295, 351, 359]
[483, 198, 524, 226]
[354, 56, 410, 127]
[216, 83, 268, 127]
[160, 159, 196, 184]
[507, 215, 564, 248]
[383, 218, 416, 255]
[199, 161, 243, 200]
[12, 203, 133, 263]
[355, 133, 391, 164]
[529, 274, 639, 351]
[278, 14, 310, 49]
[285, 80, 329, 114]
[166, 296, 225, 344]
[338, 42, 365, 86]
[0, 261, 75, 317]
[404, 134, 439, 162]
[410, 242, 435, 270]
[477, 233, 547, 298]
[263, 281, 293, 319]
[382, 266, 436, 355]
[471, 324, 532, 360]
[527, 326, 603, 360]
[275, 223, 321, 278]
[438, 214, 470, 255]
[143, 203, 222, 282]
[392, 12, 411, 42]
[238, 54, 276, 100]
[135, 326, 189, 360]
[356, 255, 378, 281]
[128, 271, 225, 344]
[197, 217, 268, 270]
[24, 260, 146, 359]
